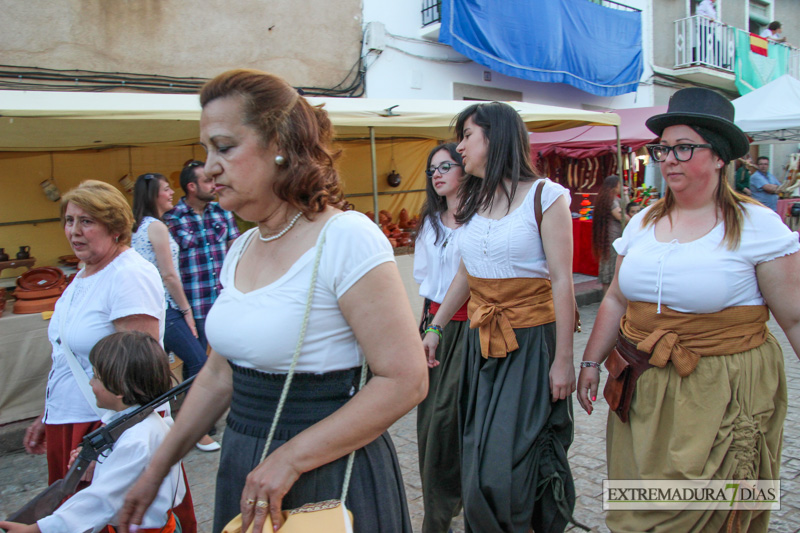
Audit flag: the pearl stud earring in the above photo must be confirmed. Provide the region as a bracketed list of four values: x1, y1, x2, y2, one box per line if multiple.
[275, 155, 286, 166]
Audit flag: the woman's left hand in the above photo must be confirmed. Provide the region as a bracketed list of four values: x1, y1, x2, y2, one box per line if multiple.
[549, 355, 576, 402]
[183, 312, 198, 338]
[240, 446, 303, 533]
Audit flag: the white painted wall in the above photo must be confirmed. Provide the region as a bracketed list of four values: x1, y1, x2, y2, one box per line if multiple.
[362, 0, 654, 109]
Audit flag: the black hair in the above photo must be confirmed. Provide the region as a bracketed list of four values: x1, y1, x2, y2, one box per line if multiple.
[179, 161, 204, 195]
[415, 143, 463, 245]
[757, 156, 769, 163]
[132, 173, 168, 232]
[625, 201, 640, 216]
[89, 331, 171, 406]
[768, 21, 781, 31]
[453, 102, 540, 224]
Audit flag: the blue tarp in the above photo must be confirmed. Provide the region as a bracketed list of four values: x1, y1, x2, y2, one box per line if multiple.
[439, 0, 643, 97]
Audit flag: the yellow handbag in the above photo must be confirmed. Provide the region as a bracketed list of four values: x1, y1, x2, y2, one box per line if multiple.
[222, 499, 354, 533]
[222, 215, 363, 533]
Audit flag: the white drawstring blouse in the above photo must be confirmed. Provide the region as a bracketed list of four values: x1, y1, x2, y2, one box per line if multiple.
[614, 203, 800, 314]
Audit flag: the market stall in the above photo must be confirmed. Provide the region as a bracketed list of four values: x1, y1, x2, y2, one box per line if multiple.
[529, 106, 665, 275]
[0, 90, 620, 424]
[733, 75, 800, 226]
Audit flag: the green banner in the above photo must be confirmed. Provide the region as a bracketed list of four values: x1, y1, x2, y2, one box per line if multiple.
[735, 29, 789, 95]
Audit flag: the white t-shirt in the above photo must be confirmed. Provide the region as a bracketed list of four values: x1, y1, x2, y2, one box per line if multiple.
[614, 203, 800, 313]
[37, 411, 184, 533]
[44, 250, 165, 424]
[206, 212, 395, 373]
[413, 214, 463, 304]
[458, 178, 570, 279]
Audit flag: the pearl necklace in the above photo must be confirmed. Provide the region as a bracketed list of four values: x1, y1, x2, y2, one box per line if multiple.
[258, 211, 303, 242]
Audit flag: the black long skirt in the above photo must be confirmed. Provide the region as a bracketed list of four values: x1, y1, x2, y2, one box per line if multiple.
[213, 363, 412, 533]
[417, 313, 467, 533]
[459, 322, 576, 533]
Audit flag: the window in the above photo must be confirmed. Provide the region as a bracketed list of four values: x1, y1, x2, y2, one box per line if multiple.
[749, 0, 772, 34]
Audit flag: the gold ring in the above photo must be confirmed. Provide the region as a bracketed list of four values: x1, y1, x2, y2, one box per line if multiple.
[256, 500, 269, 509]
[245, 498, 256, 506]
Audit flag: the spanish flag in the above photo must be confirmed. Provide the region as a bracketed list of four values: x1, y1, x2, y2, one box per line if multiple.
[750, 33, 768, 57]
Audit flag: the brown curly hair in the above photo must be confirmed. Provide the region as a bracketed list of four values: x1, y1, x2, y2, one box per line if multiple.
[200, 69, 344, 216]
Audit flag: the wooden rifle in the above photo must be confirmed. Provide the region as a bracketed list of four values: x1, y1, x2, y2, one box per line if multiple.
[3, 376, 195, 528]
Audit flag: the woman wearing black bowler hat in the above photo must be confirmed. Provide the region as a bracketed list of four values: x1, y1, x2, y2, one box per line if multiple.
[578, 87, 800, 532]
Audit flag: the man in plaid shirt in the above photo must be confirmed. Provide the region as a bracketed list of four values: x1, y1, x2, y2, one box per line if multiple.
[164, 161, 241, 349]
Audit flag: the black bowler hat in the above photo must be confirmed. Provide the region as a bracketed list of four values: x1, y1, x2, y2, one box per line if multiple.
[646, 88, 749, 160]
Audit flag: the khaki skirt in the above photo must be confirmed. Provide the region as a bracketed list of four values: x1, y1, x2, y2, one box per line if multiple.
[606, 334, 787, 533]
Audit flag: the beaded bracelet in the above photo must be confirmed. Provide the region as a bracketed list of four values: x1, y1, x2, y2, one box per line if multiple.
[580, 361, 602, 371]
[424, 325, 443, 341]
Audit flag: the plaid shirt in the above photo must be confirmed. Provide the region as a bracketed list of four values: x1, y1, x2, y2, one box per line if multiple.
[163, 198, 241, 319]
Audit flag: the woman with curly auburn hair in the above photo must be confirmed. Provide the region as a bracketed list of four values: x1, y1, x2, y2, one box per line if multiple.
[119, 69, 426, 533]
[592, 175, 623, 294]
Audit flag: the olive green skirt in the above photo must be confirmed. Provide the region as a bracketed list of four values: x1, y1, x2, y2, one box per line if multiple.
[606, 333, 787, 533]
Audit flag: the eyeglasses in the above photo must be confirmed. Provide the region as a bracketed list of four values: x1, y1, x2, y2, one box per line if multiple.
[142, 174, 157, 181]
[185, 161, 204, 169]
[646, 143, 714, 163]
[425, 162, 462, 179]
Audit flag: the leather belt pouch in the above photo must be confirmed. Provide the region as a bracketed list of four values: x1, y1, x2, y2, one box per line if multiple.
[603, 339, 653, 423]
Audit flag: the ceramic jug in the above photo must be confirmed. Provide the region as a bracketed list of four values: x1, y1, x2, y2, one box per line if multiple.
[0, 248, 8, 262]
[16, 246, 30, 259]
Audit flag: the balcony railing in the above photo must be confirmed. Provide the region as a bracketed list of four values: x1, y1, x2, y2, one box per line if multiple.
[422, 0, 441, 27]
[675, 15, 800, 79]
[587, 0, 641, 13]
[675, 16, 736, 72]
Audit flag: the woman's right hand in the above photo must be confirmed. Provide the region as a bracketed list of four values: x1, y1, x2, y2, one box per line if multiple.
[421, 331, 440, 368]
[183, 311, 198, 338]
[116, 467, 164, 533]
[577, 367, 601, 415]
[24, 416, 46, 455]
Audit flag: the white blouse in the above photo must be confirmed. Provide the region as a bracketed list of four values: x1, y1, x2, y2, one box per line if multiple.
[413, 214, 463, 304]
[44, 250, 165, 424]
[614, 203, 800, 314]
[459, 179, 570, 279]
[37, 411, 184, 533]
[206, 212, 395, 373]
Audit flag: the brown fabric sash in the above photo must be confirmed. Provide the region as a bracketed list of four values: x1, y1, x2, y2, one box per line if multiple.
[467, 275, 555, 359]
[619, 301, 769, 377]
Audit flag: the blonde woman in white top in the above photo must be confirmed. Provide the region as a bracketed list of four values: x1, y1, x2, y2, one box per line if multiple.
[579, 87, 800, 532]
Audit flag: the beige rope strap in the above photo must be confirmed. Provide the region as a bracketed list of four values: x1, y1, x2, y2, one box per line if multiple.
[259, 213, 367, 504]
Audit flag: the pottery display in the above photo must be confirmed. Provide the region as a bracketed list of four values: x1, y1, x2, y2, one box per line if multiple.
[0, 248, 8, 262]
[16, 246, 31, 260]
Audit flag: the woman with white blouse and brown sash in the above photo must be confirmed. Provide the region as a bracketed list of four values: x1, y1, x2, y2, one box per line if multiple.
[578, 87, 800, 532]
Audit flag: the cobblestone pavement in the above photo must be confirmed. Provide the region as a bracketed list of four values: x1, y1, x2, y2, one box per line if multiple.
[3, 300, 800, 532]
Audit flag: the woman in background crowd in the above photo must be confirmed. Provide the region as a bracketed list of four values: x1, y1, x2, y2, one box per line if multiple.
[413, 143, 466, 533]
[592, 175, 623, 294]
[131, 172, 219, 452]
